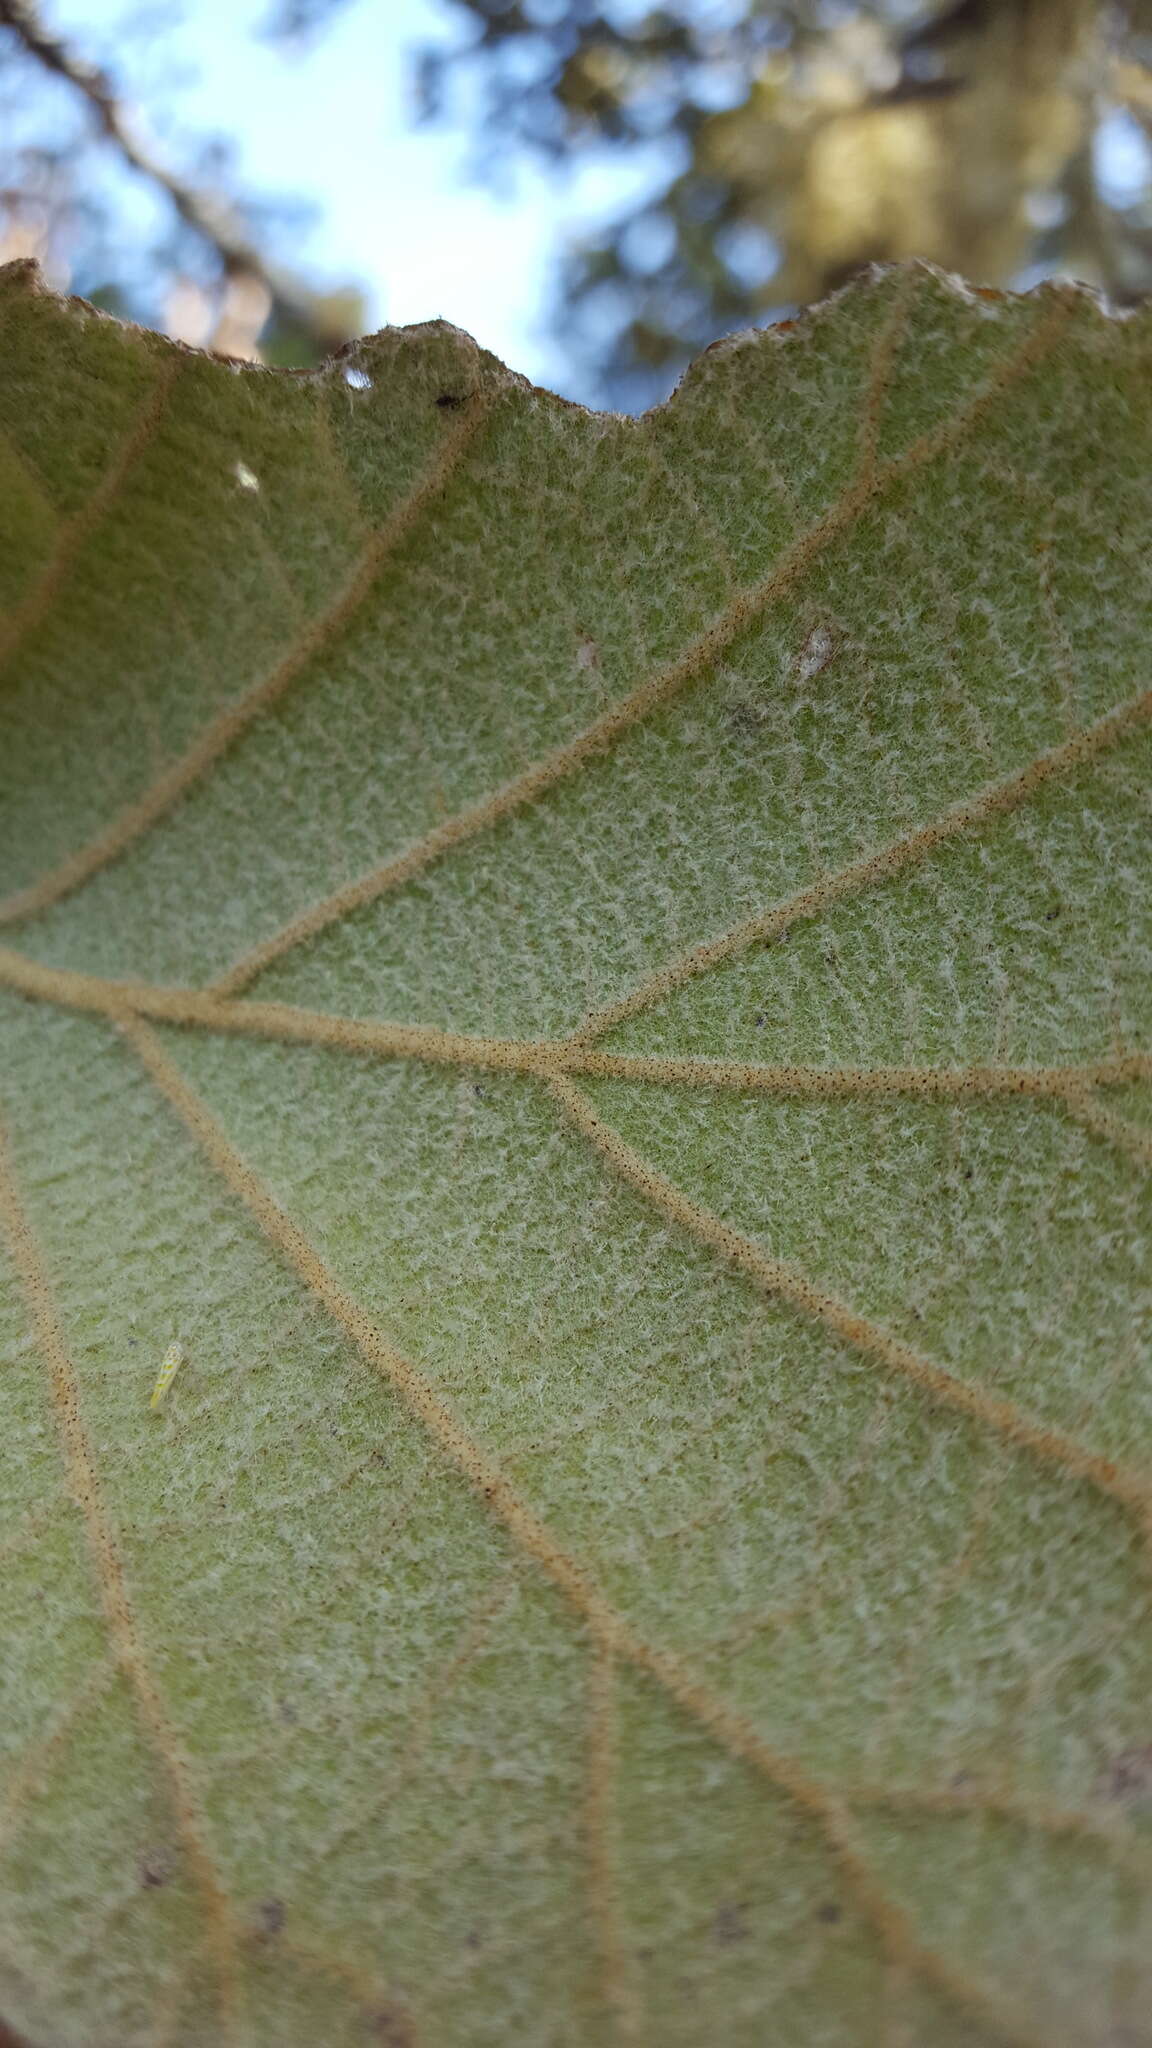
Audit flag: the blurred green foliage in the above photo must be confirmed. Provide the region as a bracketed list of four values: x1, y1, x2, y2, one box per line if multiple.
[411, 0, 1152, 403]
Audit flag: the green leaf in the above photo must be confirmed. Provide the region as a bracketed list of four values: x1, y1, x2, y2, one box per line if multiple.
[1, 255, 1150, 2048]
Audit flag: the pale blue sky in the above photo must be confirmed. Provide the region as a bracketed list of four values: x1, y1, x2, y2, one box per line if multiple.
[42, 0, 675, 394]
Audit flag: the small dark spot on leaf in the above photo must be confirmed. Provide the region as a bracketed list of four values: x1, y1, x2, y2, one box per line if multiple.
[816, 1901, 842, 1923]
[138, 1847, 175, 1888]
[754, 1014, 766, 1029]
[256, 1898, 285, 1938]
[1096, 1745, 1152, 1810]
[1045, 906, 1061, 920]
[435, 391, 465, 409]
[728, 700, 764, 740]
[368, 2007, 416, 2048]
[712, 1901, 750, 1944]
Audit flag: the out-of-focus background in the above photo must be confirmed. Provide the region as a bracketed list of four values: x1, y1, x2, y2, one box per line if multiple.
[1, 0, 1151, 408]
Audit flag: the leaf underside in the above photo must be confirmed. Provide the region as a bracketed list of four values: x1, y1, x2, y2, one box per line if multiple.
[0, 257, 1150, 2048]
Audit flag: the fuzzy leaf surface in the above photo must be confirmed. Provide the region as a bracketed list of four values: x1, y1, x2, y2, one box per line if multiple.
[0, 261, 1150, 2048]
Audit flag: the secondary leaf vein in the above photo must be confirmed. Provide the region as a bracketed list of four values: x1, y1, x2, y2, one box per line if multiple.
[0, 385, 495, 928]
[546, 1074, 1152, 1537]
[118, 1013, 1035, 2042]
[0, 1115, 243, 2041]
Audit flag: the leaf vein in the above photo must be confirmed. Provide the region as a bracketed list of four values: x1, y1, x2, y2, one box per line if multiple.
[119, 1014, 1036, 2043]
[0, 389, 495, 929]
[0, 351, 180, 681]
[0, 1117, 243, 2041]
[209, 297, 1073, 999]
[572, 685, 1152, 1044]
[2, 942, 1146, 1169]
[546, 1074, 1152, 1536]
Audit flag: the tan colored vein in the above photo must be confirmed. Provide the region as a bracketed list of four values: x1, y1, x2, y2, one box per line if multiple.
[210, 297, 1073, 999]
[546, 1074, 1152, 1537]
[1049, 1083, 1152, 1171]
[0, 1120, 242, 2041]
[206, 484, 884, 995]
[0, 354, 180, 679]
[557, 1048, 1152, 1109]
[612, 1635, 1047, 2048]
[855, 268, 918, 486]
[573, 684, 1152, 1045]
[0, 944, 561, 1066]
[120, 1015, 1035, 2043]
[2, 941, 1147, 1172]
[120, 1014, 636, 1640]
[0, 284, 1128, 2048]
[0, 391, 494, 929]
[584, 1647, 642, 2043]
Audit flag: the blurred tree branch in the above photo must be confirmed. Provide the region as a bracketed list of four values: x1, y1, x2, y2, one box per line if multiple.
[0, 0, 354, 357]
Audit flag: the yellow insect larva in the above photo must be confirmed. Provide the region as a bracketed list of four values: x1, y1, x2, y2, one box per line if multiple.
[149, 1341, 186, 1411]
